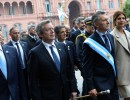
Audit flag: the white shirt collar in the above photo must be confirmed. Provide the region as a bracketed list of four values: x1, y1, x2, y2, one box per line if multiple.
[29, 34, 36, 39]
[42, 40, 56, 48]
[96, 30, 108, 37]
[11, 39, 20, 45]
[0, 45, 2, 51]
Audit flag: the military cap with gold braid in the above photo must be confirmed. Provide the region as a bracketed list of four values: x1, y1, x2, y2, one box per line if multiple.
[84, 16, 92, 25]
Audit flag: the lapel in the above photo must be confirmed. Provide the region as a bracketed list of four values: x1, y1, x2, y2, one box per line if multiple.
[113, 27, 130, 53]
[93, 32, 106, 48]
[65, 40, 72, 56]
[125, 30, 130, 52]
[8, 41, 13, 46]
[54, 42, 63, 72]
[19, 41, 28, 65]
[39, 43, 60, 73]
[19, 41, 26, 54]
[106, 34, 114, 52]
[2, 45, 10, 80]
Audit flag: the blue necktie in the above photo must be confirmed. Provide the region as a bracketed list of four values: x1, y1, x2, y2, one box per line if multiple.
[103, 35, 110, 52]
[0, 50, 7, 79]
[49, 45, 60, 72]
[15, 43, 24, 69]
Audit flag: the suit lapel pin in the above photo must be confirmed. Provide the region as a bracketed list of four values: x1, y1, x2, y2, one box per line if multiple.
[5, 50, 9, 54]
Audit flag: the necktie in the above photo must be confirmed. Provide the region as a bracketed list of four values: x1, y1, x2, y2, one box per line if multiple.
[15, 43, 24, 69]
[0, 50, 7, 79]
[49, 45, 60, 72]
[103, 34, 110, 52]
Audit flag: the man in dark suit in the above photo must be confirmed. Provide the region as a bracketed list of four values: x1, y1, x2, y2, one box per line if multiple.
[82, 11, 119, 100]
[54, 25, 82, 72]
[28, 20, 77, 100]
[6, 27, 30, 99]
[0, 34, 27, 100]
[68, 19, 78, 40]
[54, 25, 83, 95]
[75, 16, 95, 63]
[21, 25, 39, 51]
[70, 17, 85, 43]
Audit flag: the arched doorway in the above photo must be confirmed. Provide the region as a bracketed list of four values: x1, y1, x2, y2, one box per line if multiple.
[68, 1, 81, 28]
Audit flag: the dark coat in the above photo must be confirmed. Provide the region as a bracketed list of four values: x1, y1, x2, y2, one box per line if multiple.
[21, 35, 39, 51]
[0, 45, 27, 100]
[82, 32, 119, 100]
[28, 42, 76, 100]
[83, 32, 116, 91]
[6, 40, 30, 99]
[6, 40, 29, 67]
[70, 29, 81, 43]
[75, 31, 91, 62]
[65, 40, 82, 72]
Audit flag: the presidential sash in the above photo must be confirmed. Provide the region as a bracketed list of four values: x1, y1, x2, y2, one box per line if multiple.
[84, 38, 116, 76]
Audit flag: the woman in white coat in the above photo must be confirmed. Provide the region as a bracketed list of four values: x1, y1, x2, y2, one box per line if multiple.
[111, 11, 130, 100]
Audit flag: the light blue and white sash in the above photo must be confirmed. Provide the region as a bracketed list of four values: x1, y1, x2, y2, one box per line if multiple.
[84, 38, 116, 77]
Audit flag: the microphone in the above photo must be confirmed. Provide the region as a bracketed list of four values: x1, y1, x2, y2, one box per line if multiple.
[74, 89, 110, 99]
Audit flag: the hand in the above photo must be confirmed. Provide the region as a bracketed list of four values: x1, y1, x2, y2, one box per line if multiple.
[71, 92, 77, 100]
[88, 89, 97, 97]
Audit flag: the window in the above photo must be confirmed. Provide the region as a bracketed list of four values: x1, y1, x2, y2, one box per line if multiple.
[14, 23, 22, 33]
[12, 6, 15, 15]
[118, 0, 120, 8]
[28, 22, 35, 27]
[86, 2, 91, 10]
[96, 0, 101, 10]
[108, 0, 114, 9]
[0, 25, 8, 38]
[9, 6, 12, 15]
[45, 0, 51, 12]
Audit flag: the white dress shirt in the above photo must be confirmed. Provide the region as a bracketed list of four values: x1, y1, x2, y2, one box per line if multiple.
[42, 40, 60, 62]
[0, 45, 7, 79]
[11, 40, 25, 69]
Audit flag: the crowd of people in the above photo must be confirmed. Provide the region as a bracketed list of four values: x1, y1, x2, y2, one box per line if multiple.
[0, 10, 130, 100]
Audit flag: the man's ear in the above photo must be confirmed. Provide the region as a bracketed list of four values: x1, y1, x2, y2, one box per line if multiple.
[94, 22, 99, 28]
[39, 34, 43, 38]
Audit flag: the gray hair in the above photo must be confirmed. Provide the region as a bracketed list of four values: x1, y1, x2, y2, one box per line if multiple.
[36, 19, 51, 35]
[76, 17, 85, 24]
[28, 24, 35, 31]
[92, 11, 106, 24]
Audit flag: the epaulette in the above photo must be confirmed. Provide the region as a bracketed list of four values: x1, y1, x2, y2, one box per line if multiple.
[76, 34, 87, 42]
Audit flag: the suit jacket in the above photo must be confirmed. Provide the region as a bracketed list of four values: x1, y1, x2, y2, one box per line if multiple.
[111, 27, 130, 85]
[21, 35, 39, 51]
[68, 28, 77, 40]
[65, 40, 82, 72]
[75, 31, 92, 62]
[28, 42, 76, 100]
[0, 45, 27, 100]
[6, 40, 29, 68]
[70, 29, 82, 43]
[82, 31, 116, 92]
[65, 40, 82, 94]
